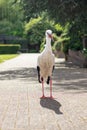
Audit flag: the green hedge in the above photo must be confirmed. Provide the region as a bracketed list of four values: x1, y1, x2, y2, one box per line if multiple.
[0, 44, 21, 54]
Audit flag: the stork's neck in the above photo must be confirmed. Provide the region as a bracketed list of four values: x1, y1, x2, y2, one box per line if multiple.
[45, 37, 52, 52]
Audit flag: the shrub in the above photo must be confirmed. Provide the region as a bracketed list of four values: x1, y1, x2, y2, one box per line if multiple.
[60, 38, 70, 54]
[53, 40, 61, 51]
[52, 34, 59, 51]
[0, 44, 21, 54]
[24, 17, 56, 52]
[25, 17, 55, 45]
[53, 31, 70, 54]
[54, 23, 63, 36]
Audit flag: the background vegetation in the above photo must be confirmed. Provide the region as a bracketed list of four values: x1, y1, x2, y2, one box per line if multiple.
[0, 0, 87, 53]
[0, 44, 21, 54]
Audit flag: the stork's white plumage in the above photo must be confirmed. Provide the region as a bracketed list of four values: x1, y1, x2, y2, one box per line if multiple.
[37, 30, 55, 98]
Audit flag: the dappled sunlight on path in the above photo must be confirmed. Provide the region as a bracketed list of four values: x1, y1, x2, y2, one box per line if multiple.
[0, 53, 87, 130]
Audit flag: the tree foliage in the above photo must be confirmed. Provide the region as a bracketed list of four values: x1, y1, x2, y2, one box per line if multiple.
[21, 0, 87, 23]
[25, 16, 55, 46]
[0, 0, 87, 53]
[21, 0, 87, 52]
[0, 0, 24, 36]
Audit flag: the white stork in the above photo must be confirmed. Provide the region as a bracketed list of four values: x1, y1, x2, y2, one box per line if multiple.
[37, 29, 55, 98]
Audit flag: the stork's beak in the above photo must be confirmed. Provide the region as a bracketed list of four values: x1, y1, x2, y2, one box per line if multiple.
[51, 35, 54, 42]
[48, 33, 54, 42]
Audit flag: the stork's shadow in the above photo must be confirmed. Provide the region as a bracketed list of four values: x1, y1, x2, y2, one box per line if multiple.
[40, 98, 63, 114]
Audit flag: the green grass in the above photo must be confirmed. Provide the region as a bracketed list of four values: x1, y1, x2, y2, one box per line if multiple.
[0, 54, 19, 63]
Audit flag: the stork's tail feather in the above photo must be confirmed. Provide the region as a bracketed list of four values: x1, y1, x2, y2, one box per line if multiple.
[38, 75, 41, 83]
[46, 76, 50, 84]
[46, 66, 54, 84]
[37, 66, 41, 83]
[52, 65, 55, 72]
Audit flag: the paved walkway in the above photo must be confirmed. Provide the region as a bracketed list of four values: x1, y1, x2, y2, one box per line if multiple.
[0, 53, 87, 130]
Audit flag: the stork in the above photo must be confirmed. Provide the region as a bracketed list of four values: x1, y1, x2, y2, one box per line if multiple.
[37, 29, 55, 98]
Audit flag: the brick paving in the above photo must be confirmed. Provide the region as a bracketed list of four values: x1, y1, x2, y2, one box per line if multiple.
[0, 53, 87, 130]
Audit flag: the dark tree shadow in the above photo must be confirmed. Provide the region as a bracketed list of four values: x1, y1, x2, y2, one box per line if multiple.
[0, 67, 38, 82]
[40, 98, 63, 114]
[52, 61, 87, 92]
[0, 60, 87, 93]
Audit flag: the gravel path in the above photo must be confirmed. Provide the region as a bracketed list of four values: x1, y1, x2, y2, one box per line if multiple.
[0, 53, 87, 130]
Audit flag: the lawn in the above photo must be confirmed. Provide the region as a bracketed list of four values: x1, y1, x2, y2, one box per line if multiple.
[0, 54, 19, 63]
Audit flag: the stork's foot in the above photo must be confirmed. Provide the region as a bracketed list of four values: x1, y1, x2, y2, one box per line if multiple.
[50, 95, 54, 99]
[40, 95, 46, 99]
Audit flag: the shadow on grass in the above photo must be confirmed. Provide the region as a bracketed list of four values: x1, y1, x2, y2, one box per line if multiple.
[40, 97, 63, 114]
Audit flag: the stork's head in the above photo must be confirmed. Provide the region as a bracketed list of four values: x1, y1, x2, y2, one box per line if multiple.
[45, 30, 54, 41]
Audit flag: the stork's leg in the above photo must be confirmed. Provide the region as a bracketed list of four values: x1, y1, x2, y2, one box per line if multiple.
[50, 78, 54, 99]
[40, 77, 46, 98]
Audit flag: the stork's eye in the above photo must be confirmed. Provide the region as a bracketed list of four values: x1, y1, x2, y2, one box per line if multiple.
[47, 32, 50, 35]
[47, 32, 50, 36]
